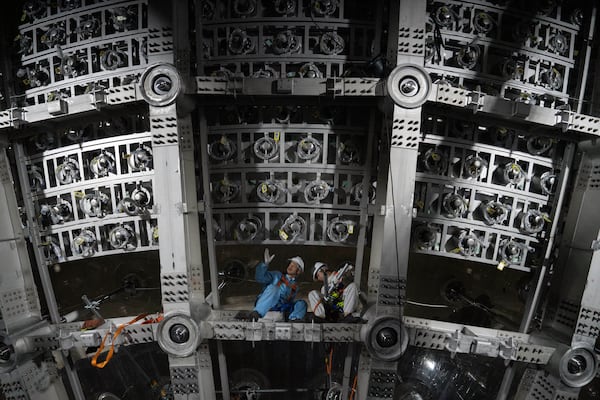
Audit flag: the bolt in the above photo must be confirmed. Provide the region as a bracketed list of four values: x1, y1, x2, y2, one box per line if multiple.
[567, 355, 587, 375]
[169, 323, 190, 344]
[376, 327, 398, 348]
[0, 343, 11, 363]
[153, 75, 173, 95]
[399, 77, 419, 97]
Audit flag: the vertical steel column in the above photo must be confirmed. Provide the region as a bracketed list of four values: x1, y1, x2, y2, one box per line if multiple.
[12, 144, 59, 325]
[358, 1, 428, 399]
[575, 6, 597, 114]
[10, 145, 85, 400]
[197, 111, 220, 309]
[146, 0, 215, 397]
[353, 111, 377, 290]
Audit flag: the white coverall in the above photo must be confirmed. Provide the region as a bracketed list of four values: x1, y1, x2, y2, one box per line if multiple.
[308, 272, 358, 319]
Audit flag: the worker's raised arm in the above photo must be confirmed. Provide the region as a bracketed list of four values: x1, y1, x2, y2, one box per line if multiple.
[255, 248, 276, 284]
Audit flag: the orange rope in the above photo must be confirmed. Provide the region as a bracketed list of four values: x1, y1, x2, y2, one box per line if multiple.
[349, 375, 358, 400]
[91, 313, 148, 368]
[326, 346, 334, 376]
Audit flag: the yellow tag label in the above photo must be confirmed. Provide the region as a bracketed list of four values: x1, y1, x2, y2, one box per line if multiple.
[431, 152, 441, 161]
[348, 225, 354, 234]
[274, 132, 280, 142]
[21, 11, 27, 22]
[55, 67, 61, 74]
[261, 183, 268, 193]
[497, 260, 507, 271]
[542, 214, 552, 223]
[122, 152, 131, 159]
[220, 136, 228, 145]
[279, 230, 289, 240]
[23, 79, 30, 85]
[450, 247, 461, 254]
[73, 191, 85, 199]
[511, 164, 520, 172]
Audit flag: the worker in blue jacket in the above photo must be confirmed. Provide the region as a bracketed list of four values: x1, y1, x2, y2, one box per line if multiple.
[241, 248, 307, 321]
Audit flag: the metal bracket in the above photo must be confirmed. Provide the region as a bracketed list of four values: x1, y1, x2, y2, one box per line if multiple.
[326, 78, 344, 97]
[467, 89, 485, 113]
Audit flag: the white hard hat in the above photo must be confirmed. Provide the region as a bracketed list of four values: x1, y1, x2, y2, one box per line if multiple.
[312, 262, 327, 281]
[288, 256, 304, 272]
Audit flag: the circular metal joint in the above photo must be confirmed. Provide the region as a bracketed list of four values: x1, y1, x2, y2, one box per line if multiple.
[558, 345, 598, 388]
[386, 64, 432, 108]
[169, 324, 190, 344]
[140, 63, 182, 107]
[376, 327, 398, 348]
[157, 313, 201, 358]
[0, 343, 12, 363]
[399, 77, 419, 97]
[362, 316, 408, 362]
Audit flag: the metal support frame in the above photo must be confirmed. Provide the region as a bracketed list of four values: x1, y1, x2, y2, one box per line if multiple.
[2, 1, 600, 399]
[1, 145, 83, 399]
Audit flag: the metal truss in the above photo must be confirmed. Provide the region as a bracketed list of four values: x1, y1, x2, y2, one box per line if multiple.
[0, 1, 599, 400]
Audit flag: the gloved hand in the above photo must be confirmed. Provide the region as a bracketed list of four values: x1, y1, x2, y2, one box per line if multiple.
[264, 248, 275, 264]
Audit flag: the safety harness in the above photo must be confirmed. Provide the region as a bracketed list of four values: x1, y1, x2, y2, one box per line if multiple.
[276, 274, 298, 301]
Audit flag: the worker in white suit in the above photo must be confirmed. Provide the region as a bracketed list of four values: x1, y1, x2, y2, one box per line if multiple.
[308, 262, 360, 322]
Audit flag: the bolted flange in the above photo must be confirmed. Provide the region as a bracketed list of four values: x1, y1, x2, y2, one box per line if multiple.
[361, 316, 408, 361]
[552, 343, 599, 388]
[139, 63, 183, 107]
[157, 312, 201, 357]
[385, 64, 432, 109]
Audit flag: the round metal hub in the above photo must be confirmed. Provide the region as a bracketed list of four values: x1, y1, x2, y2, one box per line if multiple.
[169, 324, 190, 344]
[376, 327, 398, 348]
[386, 64, 432, 108]
[140, 63, 182, 106]
[361, 316, 408, 361]
[157, 313, 201, 358]
[558, 345, 598, 387]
